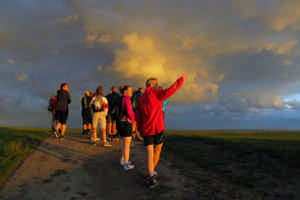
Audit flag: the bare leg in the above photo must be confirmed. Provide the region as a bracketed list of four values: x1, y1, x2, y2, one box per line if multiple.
[154, 143, 163, 169]
[112, 121, 117, 135]
[123, 137, 132, 163]
[61, 124, 66, 137]
[146, 145, 154, 176]
[101, 128, 106, 142]
[92, 128, 97, 140]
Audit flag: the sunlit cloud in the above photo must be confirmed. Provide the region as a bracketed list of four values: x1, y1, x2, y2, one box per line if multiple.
[16, 72, 28, 82]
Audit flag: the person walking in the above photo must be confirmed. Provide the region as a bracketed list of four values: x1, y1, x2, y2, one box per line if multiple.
[136, 74, 186, 188]
[81, 90, 93, 135]
[54, 83, 71, 139]
[90, 86, 112, 147]
[48, 94, 57, 132]
[118, 86, 136, 170]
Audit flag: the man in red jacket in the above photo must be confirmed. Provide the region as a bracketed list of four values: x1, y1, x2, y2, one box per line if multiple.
[136, 74, 186, 188]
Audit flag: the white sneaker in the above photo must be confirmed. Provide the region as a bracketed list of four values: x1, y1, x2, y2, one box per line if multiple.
[95, 137, 100, 141]
[103, 141, 112, 147]
[124, 163, 135, 171]
[153, 171, 158, 176]
[120, 159, 132, 166]
[120, 159, 125, 166]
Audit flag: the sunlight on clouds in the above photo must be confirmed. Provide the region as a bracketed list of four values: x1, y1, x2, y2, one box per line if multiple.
[264, 40, 298, 55]
[16, 72, 28, 82]
[7, 59, 15, 65]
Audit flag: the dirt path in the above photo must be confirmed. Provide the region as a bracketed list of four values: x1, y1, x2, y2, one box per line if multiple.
[0, 132, 199, 200]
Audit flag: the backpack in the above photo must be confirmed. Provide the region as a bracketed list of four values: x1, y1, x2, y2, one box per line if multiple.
[48, 99, 54, 112]
[91, 96, 104, 112]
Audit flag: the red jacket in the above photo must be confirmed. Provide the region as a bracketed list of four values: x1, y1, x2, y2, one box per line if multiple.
[51, 96, 57, 112]
[136, 76, 185, 136]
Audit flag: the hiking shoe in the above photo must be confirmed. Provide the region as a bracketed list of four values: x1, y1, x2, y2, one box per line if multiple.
[147, 176, 158, 189]
[103, 141, 112, 147]
[53, 130, 59, 138]
[120, 159, 132, 166]
[124, 163, 135, 171]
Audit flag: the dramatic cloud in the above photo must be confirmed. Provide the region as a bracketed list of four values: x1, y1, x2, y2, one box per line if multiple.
[1, 0, 300, 129]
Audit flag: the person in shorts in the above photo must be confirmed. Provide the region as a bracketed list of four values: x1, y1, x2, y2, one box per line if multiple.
[54, 83, 71, 139]
[81, 90, 93, 135]
[118, 86, 135, 170]
[106, 87, 121, 141]
[136, 74, 186, 188]
[48, 94, 57, 132]
[90, 86, 112, 147]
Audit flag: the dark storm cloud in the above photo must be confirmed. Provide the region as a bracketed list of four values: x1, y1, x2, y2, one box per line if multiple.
[1, 0, 300, 128]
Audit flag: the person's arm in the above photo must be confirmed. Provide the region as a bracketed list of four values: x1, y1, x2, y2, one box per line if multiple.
[89, 97, 94, 109]
[125, 98, 135, 123]
[156, 75, 185, 101]
[103, 97, 109, 116]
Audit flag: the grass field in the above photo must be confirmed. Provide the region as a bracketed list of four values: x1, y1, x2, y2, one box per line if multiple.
[0, 127, 50, 185]
[165, 130, 300, 197]
[166, 130, 300, 167]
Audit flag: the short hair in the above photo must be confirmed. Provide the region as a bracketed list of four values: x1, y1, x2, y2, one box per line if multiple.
[146, 78, 157, 87]
[96, 86, 103, 96]
[121, 85, 130, 94]
[60, 83, 68, 90]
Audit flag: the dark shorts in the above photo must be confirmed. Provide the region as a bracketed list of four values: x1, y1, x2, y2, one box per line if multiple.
[55, 111, 68, 124]
[107, 113, 118, 122]
[117, 121, 132, 137]
[143, 132, 165, 146]
[82, 110, 92, 124]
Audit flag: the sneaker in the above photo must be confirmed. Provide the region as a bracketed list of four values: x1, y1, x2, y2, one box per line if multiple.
[124, 163, 135, 171]
[59, 136, 65, 140]
[53, 130, 59, 138]
[120, 159, 132, 166]
[153, 171, 158, 177]
[147, 176, 158, 188]
[95, 137, 101, 141]
[90, 137, 96, 144]
[103, 141, 112, 147]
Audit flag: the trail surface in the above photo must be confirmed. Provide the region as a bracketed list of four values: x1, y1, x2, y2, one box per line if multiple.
[0, 132, 196, 200]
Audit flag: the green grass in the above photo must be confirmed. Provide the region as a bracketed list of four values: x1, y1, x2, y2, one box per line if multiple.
[0, 127, 50, 185]
[165, 130, 300, 167]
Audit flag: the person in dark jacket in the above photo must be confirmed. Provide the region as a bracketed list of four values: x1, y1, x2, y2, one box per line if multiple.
[81, 90, 92, 135]
[54, 83, 71, 139]
[106, 87, 121, 141]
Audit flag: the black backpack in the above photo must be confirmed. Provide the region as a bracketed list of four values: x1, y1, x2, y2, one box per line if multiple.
[48, 99, 54, 112]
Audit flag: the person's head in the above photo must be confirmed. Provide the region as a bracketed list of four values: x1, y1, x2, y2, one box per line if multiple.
[111, 86, 118, 93]
[60, 83, 68, 91]
[122, 85, 133, 97]
[84, 90, 91, 97]
[119, 85, 124, 93]
[96, 86, 103, 96]
[145, 78, 158, 88]
[138, 88, 144, 93]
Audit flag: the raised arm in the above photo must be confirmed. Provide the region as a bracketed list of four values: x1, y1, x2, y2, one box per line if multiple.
[156, 74, 186, 101]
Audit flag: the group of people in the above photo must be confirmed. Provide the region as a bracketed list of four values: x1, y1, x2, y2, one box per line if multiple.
[48, 74, 186, 188]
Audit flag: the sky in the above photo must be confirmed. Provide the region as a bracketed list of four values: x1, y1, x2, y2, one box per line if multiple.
[2, 0, 300, 129]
